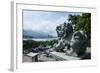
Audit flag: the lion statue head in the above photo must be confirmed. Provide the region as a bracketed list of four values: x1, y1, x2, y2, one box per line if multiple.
[65, 31, 87, 57]
[56, 22, 73, 39]
[55, 22, 73, 52]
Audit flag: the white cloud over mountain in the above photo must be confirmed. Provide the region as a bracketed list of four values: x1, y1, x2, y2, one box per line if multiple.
[23, 10, 81, 36]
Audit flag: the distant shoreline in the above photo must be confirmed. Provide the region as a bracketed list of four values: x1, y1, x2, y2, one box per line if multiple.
[23, 38, 58, 41]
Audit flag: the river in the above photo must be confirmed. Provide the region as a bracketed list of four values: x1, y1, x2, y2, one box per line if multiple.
[23, 38, 58, 41]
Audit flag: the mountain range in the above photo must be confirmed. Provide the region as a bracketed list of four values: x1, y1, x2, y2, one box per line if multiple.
[23, 30, 56, 38]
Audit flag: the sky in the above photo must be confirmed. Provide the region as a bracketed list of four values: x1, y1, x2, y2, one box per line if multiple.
[23, 10, 81, 36]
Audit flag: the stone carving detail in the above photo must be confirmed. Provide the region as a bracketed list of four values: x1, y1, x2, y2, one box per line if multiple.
[55, 22, 87, 57]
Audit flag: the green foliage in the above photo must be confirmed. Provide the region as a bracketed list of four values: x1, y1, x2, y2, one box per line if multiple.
[23, 40, 58, 50]
[68, 13, 91, 47]
[23, 40, 40, 50]
[46, 40, 58, 46]
[68, 14, 80, 25]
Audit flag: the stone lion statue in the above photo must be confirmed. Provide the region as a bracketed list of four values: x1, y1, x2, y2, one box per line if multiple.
[54, 22, 88, 57]
[68, 31, 87, 57]
[55, 22, 73, 52]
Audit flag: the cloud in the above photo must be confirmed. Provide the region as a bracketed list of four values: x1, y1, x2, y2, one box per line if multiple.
[23, 10, 81, 36]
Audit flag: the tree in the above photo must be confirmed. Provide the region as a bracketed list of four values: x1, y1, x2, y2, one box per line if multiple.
[68, 13, 91, 47]
[68, 14, 80, 26]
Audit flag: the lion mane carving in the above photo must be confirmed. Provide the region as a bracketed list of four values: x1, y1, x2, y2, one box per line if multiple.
[55, 22, 88, 57]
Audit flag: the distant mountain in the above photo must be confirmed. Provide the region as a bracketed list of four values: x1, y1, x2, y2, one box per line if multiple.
[23, 30, 56, 38]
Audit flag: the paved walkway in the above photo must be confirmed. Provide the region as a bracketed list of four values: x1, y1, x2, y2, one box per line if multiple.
[23, 53, 56, 62]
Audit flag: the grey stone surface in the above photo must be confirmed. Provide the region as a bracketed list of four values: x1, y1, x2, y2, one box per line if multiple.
[55, 22, 73, 52]
[54, 22, 87, 57]
[70, 31, 87, 57]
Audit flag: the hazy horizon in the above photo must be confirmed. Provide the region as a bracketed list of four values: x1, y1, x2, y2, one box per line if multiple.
[23, 10, 81, 36]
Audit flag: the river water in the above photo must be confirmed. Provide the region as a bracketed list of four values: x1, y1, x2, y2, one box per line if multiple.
[23, 38, 58, 41]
